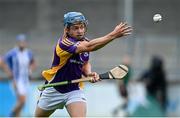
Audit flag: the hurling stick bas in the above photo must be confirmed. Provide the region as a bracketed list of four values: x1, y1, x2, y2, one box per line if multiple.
[99, 65, 128, 80]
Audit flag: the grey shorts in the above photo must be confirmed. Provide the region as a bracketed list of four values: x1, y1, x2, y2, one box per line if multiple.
[37, 87, 87, 110]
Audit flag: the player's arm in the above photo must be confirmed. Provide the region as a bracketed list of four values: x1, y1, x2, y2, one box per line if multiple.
[82, 61, 100, 83]
[82, 61, 92, 77]
[29, 59, 36, 74]
[29, 51, 36, 75]
[0, 58, 12, 79]
[29, 60, 36, 79]
[1, 50, 15, 79]
[76, 22, 132, 53]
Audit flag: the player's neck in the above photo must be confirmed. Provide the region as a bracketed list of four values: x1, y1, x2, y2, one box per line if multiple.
[18, 47, 25, 51]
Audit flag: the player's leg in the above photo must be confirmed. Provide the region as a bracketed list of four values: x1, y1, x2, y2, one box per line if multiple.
[35, 87, 66, 117]
[35, 106, 55, 117]
[11, 94, 26, 117]
[10, 81, 26, 117]
[66, 101, 86, 117]
[65, 90, 87, 117]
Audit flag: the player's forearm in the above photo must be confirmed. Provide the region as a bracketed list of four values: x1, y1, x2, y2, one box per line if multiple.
[87, 24, 131, 51]
[1, 63, 13, 78]
[87, 33, 116, 51]
[30, 60, 36, 71]
[82, 62, 92, 77]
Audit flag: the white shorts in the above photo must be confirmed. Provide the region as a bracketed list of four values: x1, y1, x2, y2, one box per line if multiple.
[14, 80, 29, 95]
[37, 87, 86, 110]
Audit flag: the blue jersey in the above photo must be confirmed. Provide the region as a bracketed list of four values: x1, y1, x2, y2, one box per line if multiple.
[42, 36, 89, 93]
[3, 47, 34, 81]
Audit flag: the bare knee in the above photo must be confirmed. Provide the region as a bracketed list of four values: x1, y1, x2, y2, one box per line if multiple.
[66, 102, 86, 117]
[18, 95, 26, 107]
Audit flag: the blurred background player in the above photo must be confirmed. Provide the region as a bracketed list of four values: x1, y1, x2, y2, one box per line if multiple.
[140, 55, 167, 114]
[2, 34, 36, 117]
[113, 55, 132, 116]
[35, 12, 132, 117]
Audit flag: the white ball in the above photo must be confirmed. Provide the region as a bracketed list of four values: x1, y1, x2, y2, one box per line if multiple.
[153, 14, 162, 22]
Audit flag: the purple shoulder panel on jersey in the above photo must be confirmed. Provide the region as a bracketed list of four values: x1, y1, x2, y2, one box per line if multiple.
[59, 37, 78, 54]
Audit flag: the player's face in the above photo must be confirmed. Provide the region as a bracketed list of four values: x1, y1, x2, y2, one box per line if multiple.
[17, 40, 27, 50]
[67, 23, 86, 40]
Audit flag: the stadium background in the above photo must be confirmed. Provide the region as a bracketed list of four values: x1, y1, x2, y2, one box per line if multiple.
[0, 0, 180, 117]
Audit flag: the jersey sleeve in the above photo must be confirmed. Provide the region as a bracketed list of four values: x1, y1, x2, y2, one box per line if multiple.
[3, 49, 15, 70]
[59, 37, 79, 54]
[82, 52, 90, 62]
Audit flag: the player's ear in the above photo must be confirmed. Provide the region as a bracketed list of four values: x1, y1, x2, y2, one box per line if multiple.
[64, 25, 68, 32]
[63, 26, 69, 38]
[85, 27, 87, 33]
[84, 24, 87, 33]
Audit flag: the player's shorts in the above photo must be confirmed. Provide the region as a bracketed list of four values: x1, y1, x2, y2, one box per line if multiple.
[14, 79, 29, 95]
[37, 87, 87, 110]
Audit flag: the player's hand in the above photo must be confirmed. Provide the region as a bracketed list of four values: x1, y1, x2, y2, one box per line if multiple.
[109, 22, 132, 39]
[87, 72, 101, 83]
